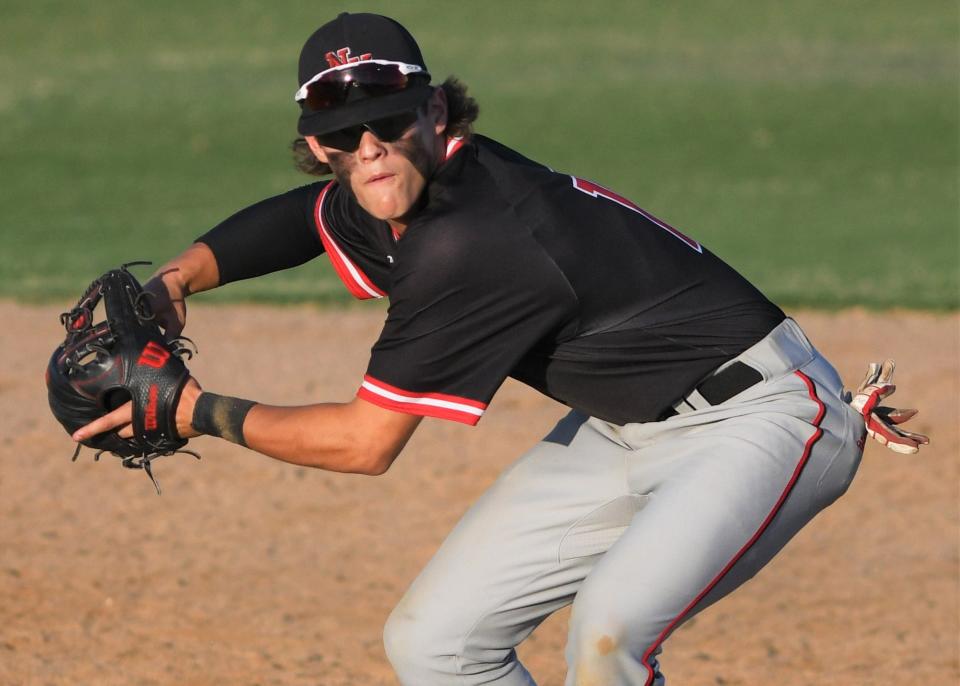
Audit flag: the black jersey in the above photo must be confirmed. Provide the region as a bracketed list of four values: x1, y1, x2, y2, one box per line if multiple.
[200, 135, 784, 425]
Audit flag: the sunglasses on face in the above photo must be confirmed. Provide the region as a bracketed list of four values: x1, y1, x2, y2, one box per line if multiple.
[312, 109, 421, 152]
[294, 60, 430, 111]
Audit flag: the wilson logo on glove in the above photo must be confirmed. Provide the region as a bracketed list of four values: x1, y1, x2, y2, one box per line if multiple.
[138, 341, 171, 369]
[145, 384, 160, 431]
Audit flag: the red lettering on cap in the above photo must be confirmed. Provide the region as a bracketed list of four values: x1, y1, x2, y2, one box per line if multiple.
[325, 51, 341, 68]
[325, 47, 373, 68]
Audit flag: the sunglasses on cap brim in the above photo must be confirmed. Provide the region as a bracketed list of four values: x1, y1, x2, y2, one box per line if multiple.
[294, 60, 431, 111]
[312, 109, 421, 152]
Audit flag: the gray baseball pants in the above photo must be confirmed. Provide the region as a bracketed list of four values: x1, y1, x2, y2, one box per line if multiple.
[383, 318, 865, 685]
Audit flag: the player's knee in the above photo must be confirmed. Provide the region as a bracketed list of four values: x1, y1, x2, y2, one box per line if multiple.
[383, 605, 424, 671]
[567, 612, 658, 684]
[568, 620, 629, 664]
[383, 601, 456, 680]
[384, 597, 519, 683]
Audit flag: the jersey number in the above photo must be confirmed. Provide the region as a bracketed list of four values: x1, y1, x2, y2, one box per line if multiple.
[571, 177, 702, 253]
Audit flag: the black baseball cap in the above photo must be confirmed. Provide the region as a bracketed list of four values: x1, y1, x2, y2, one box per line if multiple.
[296, 13, 434, 136]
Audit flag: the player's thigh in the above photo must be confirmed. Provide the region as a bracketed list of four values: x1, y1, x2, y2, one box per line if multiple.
[385, 411, 640, 653]
[565, 404, 859, 675]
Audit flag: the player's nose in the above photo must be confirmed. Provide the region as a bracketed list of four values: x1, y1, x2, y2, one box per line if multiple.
[356, 130, 387, 161]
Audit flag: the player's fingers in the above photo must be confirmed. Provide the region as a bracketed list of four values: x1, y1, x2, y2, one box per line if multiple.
[143, 277, 187, 341]
[152, 305, 185, 341]
[72, 401, 134, 442]
[162, 317, 184, 342]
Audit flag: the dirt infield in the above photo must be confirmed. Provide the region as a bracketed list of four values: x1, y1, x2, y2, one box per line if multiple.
[3, 302, 957, 686]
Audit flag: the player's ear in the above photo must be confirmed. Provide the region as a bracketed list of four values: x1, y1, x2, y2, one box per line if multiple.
[427, 86, 447, 137]
[305, 135, 329, 163]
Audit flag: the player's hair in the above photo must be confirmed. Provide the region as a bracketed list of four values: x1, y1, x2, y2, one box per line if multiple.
[441, 76, 480, 139]
[291, 76, 479, 177]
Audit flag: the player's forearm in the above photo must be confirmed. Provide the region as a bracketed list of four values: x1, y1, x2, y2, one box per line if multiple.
[242, 403, 393, 474]
[152, 242, 221, 297]
[189, 393, 419, 475]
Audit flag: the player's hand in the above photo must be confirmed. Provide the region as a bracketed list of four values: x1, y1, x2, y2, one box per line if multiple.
[141, 242, 221, 341]
[144, 269, 188, 341]
[175, 378, 203, 439]
[72, 377, 203, 442]
[72, 400, 134, 442]
[848, 359, 929, 454]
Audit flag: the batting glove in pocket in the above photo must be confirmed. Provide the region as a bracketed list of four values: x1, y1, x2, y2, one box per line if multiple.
[847, 359, 930, 454]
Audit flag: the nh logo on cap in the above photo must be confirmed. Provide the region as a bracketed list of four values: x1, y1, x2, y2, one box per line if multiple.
[325, 47, 373, 68]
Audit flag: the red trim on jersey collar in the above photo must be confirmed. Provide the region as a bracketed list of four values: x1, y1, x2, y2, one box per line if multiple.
[313, 183, 387, 300]
[444, 136, 465, 161]
[357, 374, 487, 425]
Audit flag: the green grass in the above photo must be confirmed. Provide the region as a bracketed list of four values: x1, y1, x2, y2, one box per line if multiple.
[1, 0, 956, 308]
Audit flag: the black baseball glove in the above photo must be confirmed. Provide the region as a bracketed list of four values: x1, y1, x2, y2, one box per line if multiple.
[46, 262, 199, 493]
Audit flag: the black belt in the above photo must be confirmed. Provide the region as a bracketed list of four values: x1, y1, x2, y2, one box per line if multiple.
[660, 361, 763, 420]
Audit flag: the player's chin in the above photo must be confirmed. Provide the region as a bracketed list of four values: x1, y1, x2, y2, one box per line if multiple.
[364, 195, 416, 223]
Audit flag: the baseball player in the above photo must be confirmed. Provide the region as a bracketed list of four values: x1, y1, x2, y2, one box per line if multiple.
[74, 12, 928, 685]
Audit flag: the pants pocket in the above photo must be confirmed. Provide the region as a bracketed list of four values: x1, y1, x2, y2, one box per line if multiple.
[558, 494, 651, 561]
[813, 395, 865, 509]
